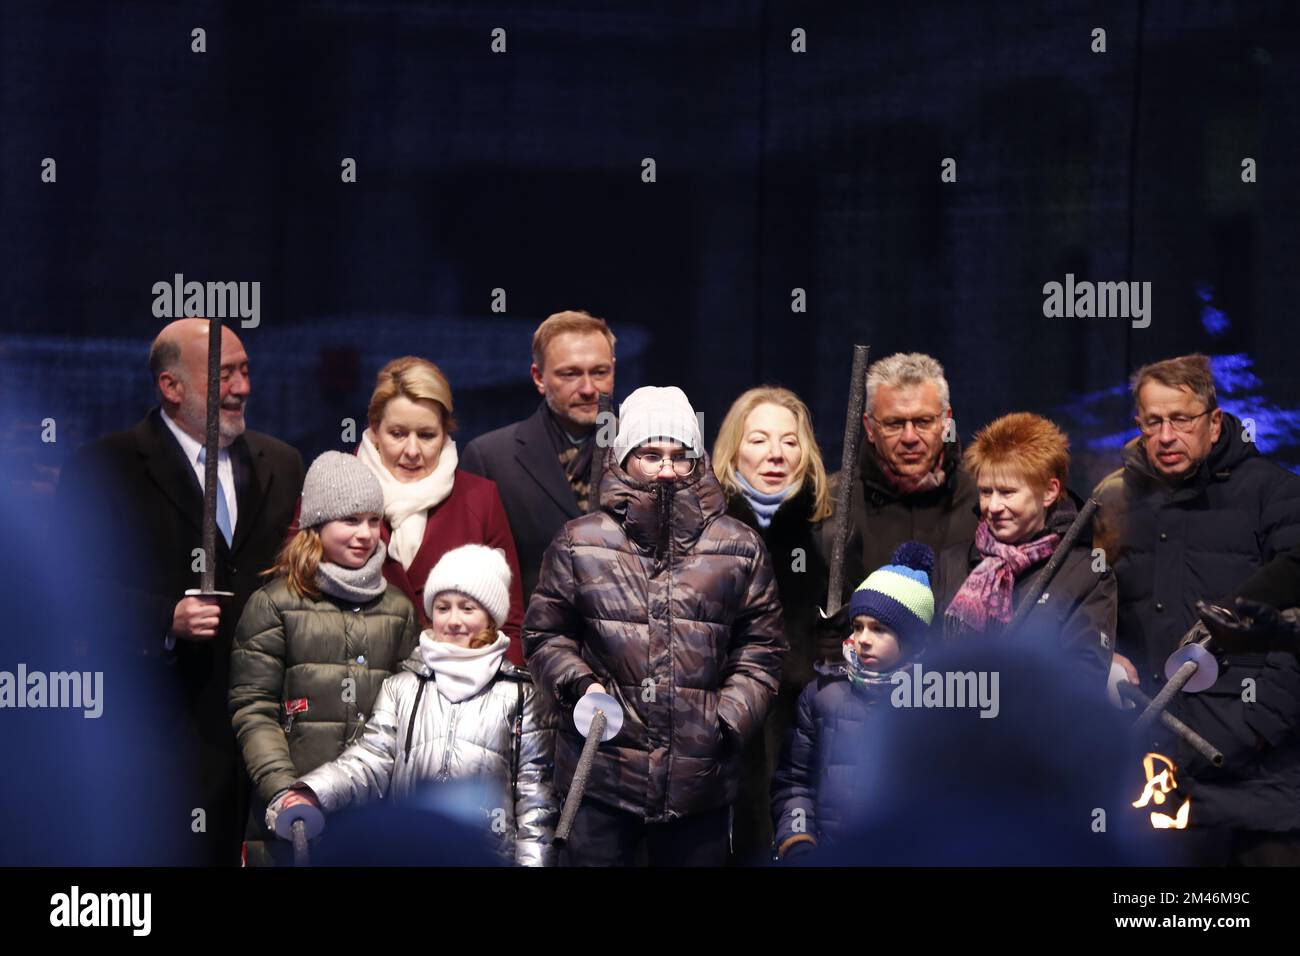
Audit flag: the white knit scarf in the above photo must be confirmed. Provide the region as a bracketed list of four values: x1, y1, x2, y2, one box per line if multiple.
[357, 430, 458, 570]
[418, 631, 510, 703]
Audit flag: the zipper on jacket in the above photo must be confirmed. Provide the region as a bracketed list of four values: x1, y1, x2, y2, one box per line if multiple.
[654, 482, 672, 572]
[346, 714, 366, 746]
[435, 705, 460, 782]
[662, 502, 675, 821]
[404, 676, 430, 764]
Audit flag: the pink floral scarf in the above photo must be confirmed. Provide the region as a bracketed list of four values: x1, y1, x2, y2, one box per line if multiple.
[944, 520, 1059, 637]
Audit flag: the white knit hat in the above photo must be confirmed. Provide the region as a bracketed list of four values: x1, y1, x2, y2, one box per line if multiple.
[613, 386, 704, 466]
[422, 544, 512, 628]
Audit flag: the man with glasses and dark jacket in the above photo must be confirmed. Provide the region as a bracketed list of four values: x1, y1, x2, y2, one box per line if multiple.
[820, 353, 978, 655]
[1093, 353, 1300, 865]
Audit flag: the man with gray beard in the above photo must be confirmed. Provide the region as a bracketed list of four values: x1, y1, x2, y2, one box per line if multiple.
[56, 318, 303, 865]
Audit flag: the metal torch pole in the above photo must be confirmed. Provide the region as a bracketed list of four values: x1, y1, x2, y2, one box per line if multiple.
[824, 344, 871, 617]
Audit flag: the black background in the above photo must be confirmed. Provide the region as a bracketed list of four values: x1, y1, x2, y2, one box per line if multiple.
[3, 0, 1298, 498]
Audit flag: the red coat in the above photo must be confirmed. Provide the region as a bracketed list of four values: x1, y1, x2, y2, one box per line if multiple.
[379, 470, 526, 664]
[289, 470, 526, 665]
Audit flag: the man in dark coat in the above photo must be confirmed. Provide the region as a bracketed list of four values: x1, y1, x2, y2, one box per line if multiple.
[821, 353, 978, 643]
[525, 386, 786, 866]
[460, 310, 615, 603]
[1093, 354, 1300, 864]
[56, 318, 304, 865]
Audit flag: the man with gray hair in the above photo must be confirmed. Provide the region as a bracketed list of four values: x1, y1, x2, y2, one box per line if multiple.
[820, 352, 977, 645]
[56, 318, 304, 865]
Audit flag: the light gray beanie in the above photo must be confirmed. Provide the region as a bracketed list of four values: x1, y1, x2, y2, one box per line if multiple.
[300, 451, 386, 529]
[613, 385, 704, 466]
[422, 544, 513, 628]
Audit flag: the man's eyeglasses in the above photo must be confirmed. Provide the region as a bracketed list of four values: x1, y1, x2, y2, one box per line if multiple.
[633, 451, 697, 476]
[1136, 410, 1212, 436]
[869, 414, 943, 437]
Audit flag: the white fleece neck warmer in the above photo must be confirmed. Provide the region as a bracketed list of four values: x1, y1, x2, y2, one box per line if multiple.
[357, 430, 459, 570]
[418, 631, 509, 703]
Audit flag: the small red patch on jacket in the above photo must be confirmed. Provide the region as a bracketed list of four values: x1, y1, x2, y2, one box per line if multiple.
[284, 698, 309, 715]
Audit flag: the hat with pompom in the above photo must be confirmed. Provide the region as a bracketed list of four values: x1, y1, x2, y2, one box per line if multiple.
[849, 541, 936, 644]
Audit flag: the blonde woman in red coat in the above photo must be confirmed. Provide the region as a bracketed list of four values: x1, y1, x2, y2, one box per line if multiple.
[357, 357, 527, 664]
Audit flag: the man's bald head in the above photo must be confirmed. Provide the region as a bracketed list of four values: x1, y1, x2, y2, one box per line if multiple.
[150, 318, 251, 447]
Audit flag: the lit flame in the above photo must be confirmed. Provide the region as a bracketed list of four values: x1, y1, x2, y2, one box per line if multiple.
[1131, 752, 1190, 829]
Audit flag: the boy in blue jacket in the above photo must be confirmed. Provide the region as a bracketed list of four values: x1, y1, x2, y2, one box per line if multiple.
[770, 542, 935, 861]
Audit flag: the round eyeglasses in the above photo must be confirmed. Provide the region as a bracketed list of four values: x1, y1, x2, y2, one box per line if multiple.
[633, 451, 697, 477]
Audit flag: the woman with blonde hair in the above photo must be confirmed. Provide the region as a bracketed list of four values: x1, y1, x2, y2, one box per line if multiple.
[351, 356, 526, 663]
[933, 412, 1114, 686]
[230, 451, 419, 865]
[712, 385, 832, 864]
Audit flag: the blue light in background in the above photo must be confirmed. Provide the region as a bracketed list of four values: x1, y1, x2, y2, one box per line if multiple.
[1060, 285, 1300, 476]
[1196, 281, 1230, 337]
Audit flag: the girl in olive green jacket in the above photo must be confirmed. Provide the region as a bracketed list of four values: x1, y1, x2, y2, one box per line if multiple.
[229, 451, 418, 866]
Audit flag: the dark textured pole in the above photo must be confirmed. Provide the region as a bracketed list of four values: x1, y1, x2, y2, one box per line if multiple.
[588, 392, 614, 512]
[1117, 681, 1224, 767]
[292, 819, 310, 867]
[824, 344, 871, 617]
[200, 317, 223, 593]
[554, 709, 608, 843]
[1133, 659, 1200, 738]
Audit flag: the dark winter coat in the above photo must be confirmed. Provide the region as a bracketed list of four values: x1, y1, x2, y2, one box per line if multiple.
[524, 448, 788, 823]
[771, 666, 889, 855]
[822, 439, 979, 606]
[461, 402, 585, 604]
[1235, 543, 1300, 610]
[932, 494, 1116, 688]
[1092, 414, 1300, 683]
[725, 481, 829, 699]
[228, 575, 419, 864]
[55, 407, 304, 865]
[1092, 415, 1300, 831]
[725, 480, 829, 860]
[377, 470, 526, 665]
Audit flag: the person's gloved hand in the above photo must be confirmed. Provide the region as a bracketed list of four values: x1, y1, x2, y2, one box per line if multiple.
[1234, 598, 1300, 636]
[265, 787, 322, 836]
[1106, 659, 1136, 710]
[1195, 598, 1300, 651]
[1178, 616, 1213, 649]
[814, 605, 852, 664]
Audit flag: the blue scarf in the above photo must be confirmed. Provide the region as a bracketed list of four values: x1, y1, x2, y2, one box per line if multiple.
[735, 472, 795, 529]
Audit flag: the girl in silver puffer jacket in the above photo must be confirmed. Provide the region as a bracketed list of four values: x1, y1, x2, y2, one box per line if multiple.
[270, 544, 558, 866]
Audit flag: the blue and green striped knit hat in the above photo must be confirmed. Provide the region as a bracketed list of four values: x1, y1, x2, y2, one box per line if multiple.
[849, 541, 936, 644]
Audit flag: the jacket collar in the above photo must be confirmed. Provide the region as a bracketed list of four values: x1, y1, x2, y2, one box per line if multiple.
[964, 487, 1084, 568]
[137, 408, 203, 535]
[135, 406, 270, 557]
[513, 401, 583, 518]
[726, 476, 816, 535]
[1120, 411, 1256, 501]
[598, 446, 726, 560]
[858, 433, 964, 505]
[402, 644, 523, 681]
